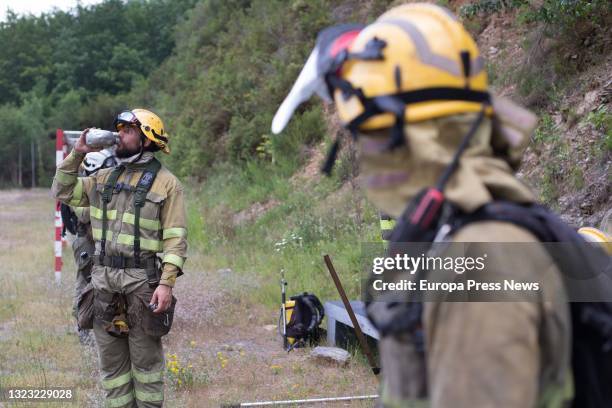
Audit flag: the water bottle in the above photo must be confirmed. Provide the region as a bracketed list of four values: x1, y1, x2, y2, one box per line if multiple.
[86, 129, 119, 148]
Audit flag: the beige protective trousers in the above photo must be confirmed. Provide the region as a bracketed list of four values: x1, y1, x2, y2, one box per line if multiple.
[91, 265, 166, 408]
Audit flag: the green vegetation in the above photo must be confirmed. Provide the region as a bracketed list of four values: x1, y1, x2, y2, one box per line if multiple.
[586, 106, 611, 132]
[529, 105, 610, 206]
[532, 113, 558, 144]
[459, 0, 609, 209]
[0, 0, 397, 185]
[531, 114, 577, 206]
[154, 0, 367, 176]
[461, 0, 610, 108]
[585, 105, 612, 157]
[186, 157, 381, 306]
[0, 0, 197, 186]
[459, 0, 520, 19]
[460, 0, 610, 30]
[570, 167, 585, 190]
[0, 0, 396, 302]
[516, 0, 611, 29]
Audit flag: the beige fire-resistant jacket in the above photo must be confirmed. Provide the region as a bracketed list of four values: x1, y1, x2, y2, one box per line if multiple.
[361, 114, 572, 408]
[52, 150, 187, 287]
[423, 222, 572, 408]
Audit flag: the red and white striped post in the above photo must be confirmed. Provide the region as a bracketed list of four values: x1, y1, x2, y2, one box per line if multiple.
[54, 129, 65, 283]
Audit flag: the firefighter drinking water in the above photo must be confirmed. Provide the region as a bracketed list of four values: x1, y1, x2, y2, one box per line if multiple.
[52, 109, 187, 407]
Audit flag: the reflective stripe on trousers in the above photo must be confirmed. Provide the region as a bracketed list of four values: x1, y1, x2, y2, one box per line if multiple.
[102, 371, 134, 407]
[133, 367, 164, 404]
[92, 265, 165, 408]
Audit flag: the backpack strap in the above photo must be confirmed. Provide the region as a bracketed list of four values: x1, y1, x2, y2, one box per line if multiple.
[100, 165, 125, 258]
[300, 294, 320, 333]
[450, 201, 566, 243]
[132, 158, 162, 270]
[304, 293, 325, 325]
[455, 201, 612, 407]
[60, 203, 78, 236]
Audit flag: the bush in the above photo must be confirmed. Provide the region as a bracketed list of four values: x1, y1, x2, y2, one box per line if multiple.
[585, 105, 612, 156]
[532, 113, 558, 144]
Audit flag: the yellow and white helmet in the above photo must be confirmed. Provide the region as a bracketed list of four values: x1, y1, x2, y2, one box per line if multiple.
[578, 227, 612, 255]
[273, 3, 490, 142]
[82, 148, 117, 175]
[335, 3, 489, 130]
[114, 108, 170, 154]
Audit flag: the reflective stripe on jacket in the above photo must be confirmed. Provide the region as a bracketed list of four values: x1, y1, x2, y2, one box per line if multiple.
[52, 150, 188, 286]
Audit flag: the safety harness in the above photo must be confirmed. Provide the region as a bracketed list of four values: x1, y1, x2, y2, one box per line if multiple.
[96, 158, 162, 286]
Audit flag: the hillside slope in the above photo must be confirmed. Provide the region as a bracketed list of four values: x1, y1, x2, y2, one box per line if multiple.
[184, 0, 611, 303]
[471, 4, 611, 227]
[316, 0, 612, 228]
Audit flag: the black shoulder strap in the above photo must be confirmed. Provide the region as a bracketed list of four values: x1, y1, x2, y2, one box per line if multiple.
[304, 293, 325, 323]
[300, 295, 319, 332]
[60, 203, 78, 236]
[452, 202, 555, 242]
[133, 158, 162, 268]
[460, 202, 612, 408]
[100, 165, 125, 258]
[452, 200, 611, 292]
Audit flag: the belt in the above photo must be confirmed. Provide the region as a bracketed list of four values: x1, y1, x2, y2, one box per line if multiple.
[94, 255, 156, 269]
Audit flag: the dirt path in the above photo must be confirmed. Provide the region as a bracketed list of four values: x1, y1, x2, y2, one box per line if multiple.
[0, 189, 378, 407]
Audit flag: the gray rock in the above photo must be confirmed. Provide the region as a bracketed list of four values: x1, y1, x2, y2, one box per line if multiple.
[310, 346, 351, 366]
[220, 344, 234, 351]
[216, 268, 233, 276]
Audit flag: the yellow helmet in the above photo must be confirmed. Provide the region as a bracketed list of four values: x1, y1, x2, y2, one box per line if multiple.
[114, 109, 170, 154]
[335, 3, 489, 131]
[578, 227, 612, 255]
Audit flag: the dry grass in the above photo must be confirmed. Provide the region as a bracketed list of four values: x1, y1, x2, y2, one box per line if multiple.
[164, 249, 378, 406]
[0, 189, 103, 407]
[0, 189, 378, 407]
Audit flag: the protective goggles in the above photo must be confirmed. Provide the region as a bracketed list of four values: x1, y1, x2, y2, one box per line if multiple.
[113, 111, 140, 130]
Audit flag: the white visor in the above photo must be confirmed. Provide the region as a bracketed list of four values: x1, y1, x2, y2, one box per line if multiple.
[271, 47, 329, 134]
[271, 24, 364, 135]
